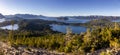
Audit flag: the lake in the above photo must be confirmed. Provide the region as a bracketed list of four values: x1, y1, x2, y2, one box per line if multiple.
[0, 24, 87, 34]
[0, 24, 19, 30]
[0, 18, 6, 23]
[112, 19, 120, 22]
[40, 17, 120, 23]
[40, 17, 91, 23]
[50, 24, 87, 34]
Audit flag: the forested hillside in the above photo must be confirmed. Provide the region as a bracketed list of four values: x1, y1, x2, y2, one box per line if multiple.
[0, 22, 120, 55]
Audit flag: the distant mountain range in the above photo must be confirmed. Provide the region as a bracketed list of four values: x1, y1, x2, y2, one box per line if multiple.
[5, 14, 46, 19]
[0, 13, 120, 20]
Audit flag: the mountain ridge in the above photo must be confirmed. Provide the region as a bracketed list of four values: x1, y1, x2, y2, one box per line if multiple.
[1, 13, 120, 20]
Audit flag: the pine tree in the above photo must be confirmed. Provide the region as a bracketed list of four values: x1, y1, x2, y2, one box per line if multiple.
[114, 22, 119, 30]
[83, 28, 91, 44]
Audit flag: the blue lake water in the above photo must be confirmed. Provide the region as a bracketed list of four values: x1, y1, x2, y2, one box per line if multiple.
[40, 17, 91, 23]
[50, 24, 87, 34]
[0, 24, 19, 30]
[40, 17, 120, 23]
[63, 18, 90, 23]
[0, 24, 87, 34]
[112, 19, 120, 22]
[0, 18, 6, 23]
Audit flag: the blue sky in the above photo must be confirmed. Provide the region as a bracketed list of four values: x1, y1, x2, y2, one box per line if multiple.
[0, 0, 120, 16]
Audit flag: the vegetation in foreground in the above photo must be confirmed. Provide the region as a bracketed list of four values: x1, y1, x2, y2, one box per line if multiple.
[0, 22, 119, 55]
[0, 18, 120, 55]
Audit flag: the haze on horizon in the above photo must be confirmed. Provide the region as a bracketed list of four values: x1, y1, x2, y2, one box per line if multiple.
[0, 0, 120, 16]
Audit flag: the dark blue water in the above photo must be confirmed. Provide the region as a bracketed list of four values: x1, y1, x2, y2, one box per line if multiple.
[50, 24, 87, 34]
[40, 17, 91, 23]
[64, 18, 90, 23]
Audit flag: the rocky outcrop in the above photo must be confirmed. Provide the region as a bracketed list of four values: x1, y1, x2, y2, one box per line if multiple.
[0, 42, 65, 55]
[1, 41, 120, 55]
[87, 48, 120, 55]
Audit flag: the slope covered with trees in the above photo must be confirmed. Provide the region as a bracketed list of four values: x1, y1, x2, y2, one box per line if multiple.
[0, 22, 119, 55]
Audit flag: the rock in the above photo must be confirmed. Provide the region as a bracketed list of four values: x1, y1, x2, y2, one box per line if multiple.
[22, 52, 30, 55]
[0, 41, 65, 55]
